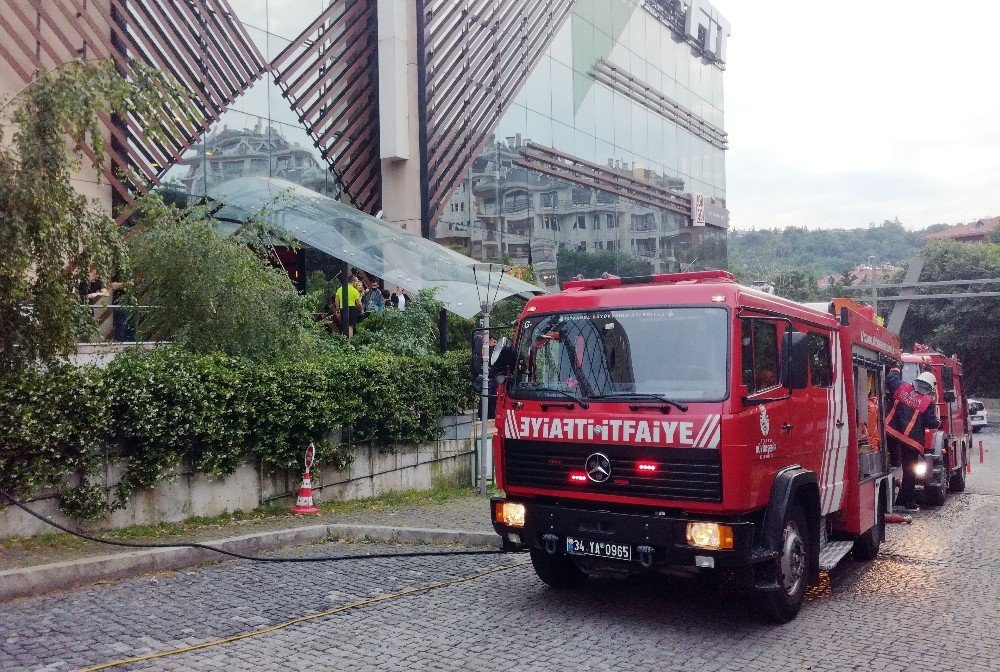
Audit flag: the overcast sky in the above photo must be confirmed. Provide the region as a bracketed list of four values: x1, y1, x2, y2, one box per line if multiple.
[713, 0, 1000, 231]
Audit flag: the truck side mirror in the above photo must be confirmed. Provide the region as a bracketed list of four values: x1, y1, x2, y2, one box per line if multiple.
[781, 331, 809, 390]
[943, 390, 956, 403]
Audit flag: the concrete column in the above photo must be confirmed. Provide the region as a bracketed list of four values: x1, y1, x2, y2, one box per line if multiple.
[378, 0, 423, 234]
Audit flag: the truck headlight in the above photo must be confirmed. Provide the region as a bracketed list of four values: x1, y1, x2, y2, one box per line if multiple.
[495, 501, 525, 528]
[686, 522, 734, 550]
[914, 460, 928, 477]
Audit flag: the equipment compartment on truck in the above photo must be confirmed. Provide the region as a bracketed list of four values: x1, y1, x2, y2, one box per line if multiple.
[489, 271, 902, 622]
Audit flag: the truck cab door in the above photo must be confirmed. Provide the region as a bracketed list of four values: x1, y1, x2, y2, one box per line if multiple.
[739, 318, 804, 484]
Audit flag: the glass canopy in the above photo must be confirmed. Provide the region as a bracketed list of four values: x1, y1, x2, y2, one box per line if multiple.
[208, 176, 545, 318]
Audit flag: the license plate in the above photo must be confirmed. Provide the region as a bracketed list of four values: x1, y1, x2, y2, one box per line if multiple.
[565, 537, 632, 561]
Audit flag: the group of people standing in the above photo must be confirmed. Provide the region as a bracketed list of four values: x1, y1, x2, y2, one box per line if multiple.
[326, 272, 408, 337]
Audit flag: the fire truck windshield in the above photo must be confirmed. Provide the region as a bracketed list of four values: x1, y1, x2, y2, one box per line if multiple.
[510, 307, 729, 402]
[901, 362, 929, 384]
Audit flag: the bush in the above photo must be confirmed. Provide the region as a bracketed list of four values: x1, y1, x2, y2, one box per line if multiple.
[0, 348, 474, 519]
[129, 197, 311, 360]
[0, 363, 107, 502]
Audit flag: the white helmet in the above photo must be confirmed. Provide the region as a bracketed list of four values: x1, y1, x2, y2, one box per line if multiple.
[915, 372, 937, 393]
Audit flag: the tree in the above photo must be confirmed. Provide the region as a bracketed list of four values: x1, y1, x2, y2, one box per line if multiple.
[0, 61, 190, 373]
[900, 241, 1000, 396]
[129, 196, 312, 360]
[771, 268, 819, 302]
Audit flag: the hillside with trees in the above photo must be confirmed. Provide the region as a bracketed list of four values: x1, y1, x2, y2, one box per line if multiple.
[728, 219, 933, 282]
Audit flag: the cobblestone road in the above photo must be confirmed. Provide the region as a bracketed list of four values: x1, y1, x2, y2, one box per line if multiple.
[2, 431, 998, 672]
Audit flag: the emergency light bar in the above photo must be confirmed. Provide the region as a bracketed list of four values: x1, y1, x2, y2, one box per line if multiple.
[561, 270, 734, 291]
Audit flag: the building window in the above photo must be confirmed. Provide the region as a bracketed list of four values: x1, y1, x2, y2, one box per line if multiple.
[572, 187, 592, 205]
[632, 213, 655, 231]
[574, 215, 586, 229]
[503, 191, 529, 212]
[541, 191, 557, 208]
[597, 191, 618, 205]
[593, 214, 601, 229]
[606, 214, 618, 229]
[543, 216, 559, 231]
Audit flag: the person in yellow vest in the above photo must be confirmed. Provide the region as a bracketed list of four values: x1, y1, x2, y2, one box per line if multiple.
[885, 368, 940, 511]
[334, 275, 363, 337]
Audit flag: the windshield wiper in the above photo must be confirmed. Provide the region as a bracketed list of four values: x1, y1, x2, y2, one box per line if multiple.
[589, 392, 688, 412]
[538, 389, 590, 409]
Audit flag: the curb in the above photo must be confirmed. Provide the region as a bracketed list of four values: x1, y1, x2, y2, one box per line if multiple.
[0, 524, 500, 602]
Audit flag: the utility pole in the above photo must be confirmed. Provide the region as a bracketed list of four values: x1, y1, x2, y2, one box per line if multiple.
[869, 254, 878, 317]
[478, 304, 491, 495]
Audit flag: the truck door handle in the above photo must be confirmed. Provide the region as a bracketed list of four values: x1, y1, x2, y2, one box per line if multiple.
[835, 420, 844, 428]
[781, 422, 794, 431]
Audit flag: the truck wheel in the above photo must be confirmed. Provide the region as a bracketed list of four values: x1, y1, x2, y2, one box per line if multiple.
[950, 457, 966, 492]
[852, 497, 883, 562]
[924, 468, 948, 507]
[760, 504, 808, 623]
[529, 549, 588, 589]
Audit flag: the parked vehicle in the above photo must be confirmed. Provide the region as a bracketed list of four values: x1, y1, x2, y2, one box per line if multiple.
[968, 400, 988, 433]
[900, 346, 971, 504]
[489, 271, 901, 622]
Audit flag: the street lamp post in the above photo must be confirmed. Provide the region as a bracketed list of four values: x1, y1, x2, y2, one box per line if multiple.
[472, 263, 507, 496]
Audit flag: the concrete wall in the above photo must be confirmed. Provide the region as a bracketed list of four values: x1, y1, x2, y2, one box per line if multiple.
[0, 435, 475, 539]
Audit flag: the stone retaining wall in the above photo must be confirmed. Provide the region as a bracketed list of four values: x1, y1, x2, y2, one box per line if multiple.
[0, 430, 475, 538]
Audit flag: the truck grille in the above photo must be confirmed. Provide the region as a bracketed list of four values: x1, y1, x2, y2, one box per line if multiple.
[503, 439, 722, 502]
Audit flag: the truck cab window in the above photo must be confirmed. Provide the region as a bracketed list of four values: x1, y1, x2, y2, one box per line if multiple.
[741, 318, 779, 393]
[805, 332, 833, 387]
[942, 366, 955, 391]
[513, 308, 729, 401]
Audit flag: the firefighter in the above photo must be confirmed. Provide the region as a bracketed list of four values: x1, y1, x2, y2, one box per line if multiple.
[885, 368, 940, 511]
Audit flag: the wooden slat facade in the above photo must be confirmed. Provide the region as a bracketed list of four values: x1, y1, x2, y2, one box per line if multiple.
[271, 0, 381, 215]
[514, 142, 692, 217]
[0, 0, 268, 219]
[420, 0, 576, 230]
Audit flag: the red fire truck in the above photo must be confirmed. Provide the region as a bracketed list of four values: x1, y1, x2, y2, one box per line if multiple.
[899, 345, 970, 505]
[489, 271, 901, 622]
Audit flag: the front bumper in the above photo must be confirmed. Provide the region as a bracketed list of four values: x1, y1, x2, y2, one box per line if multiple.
[491, 497, 762, 570]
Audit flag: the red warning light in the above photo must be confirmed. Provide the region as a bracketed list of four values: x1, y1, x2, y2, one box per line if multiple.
[637, 462, 657, 472]
[569, 472, 588, 483]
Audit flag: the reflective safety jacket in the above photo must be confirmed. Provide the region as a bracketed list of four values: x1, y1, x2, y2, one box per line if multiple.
[885, 369, 940, 451]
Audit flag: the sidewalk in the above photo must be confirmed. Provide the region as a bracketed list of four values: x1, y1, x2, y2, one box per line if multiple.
[0, 487, 495, 575]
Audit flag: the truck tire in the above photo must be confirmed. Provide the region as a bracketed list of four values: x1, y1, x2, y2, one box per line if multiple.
[923, 466, 948, 507]
[529, 549, 588, 589]
[760, 503, 808, 623]
[950, 455, 967, 492]
[852, 496, 883, 562]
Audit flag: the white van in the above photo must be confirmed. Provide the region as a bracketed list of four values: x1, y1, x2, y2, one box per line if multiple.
[969, 400, 988, 432]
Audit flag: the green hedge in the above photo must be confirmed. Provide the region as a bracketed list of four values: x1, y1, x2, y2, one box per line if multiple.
[0, 348, 473, 519]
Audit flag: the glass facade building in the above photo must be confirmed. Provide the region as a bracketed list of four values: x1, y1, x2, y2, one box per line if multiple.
[0, 0, 730, 292]
[433, 0, 730, 288]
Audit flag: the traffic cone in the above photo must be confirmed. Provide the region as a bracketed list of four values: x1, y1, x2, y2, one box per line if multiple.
[290, 471, 321, 515]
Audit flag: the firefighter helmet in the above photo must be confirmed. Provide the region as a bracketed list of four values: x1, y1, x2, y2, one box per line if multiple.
[914, 372, 937, 394]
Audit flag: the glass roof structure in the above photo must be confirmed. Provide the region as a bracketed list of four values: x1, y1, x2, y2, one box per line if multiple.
[208, 176, 544, 318]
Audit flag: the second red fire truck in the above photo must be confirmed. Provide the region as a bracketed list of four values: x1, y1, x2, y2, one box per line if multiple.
[899, 345, 971, 505]
[490, 271, 901, 622]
